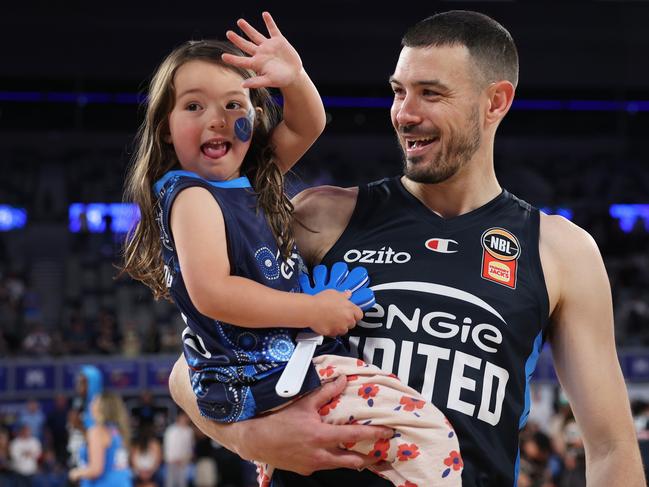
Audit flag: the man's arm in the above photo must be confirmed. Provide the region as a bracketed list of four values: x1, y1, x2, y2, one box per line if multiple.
[168, 354, 392, 475]
[541, 214, 645, 486]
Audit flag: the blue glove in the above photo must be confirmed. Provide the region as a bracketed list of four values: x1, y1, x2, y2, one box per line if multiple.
[299, 261, 376, 311]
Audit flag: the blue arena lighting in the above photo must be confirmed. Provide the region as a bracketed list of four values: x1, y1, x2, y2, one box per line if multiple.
[609, 204, 649, 233]
[540, 207, 573, 221]
[69, 203, 140, 234]
[1, 91, 649, 112]
[0, 206, 27, 231]
[321, 96, 392, 108]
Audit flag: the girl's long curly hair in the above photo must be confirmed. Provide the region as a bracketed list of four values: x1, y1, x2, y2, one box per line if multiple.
[122, 40, 294, 300]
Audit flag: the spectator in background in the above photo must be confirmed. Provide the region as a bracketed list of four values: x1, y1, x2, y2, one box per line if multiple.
[0, 427, 13, 485]
[66, 409, 86, 470]
[121, 321, 142, 357]
[72, 365, 104, 430]
[22, 322, 52, 356]
[10, 424, 42, 487]
[132, 391, 165, 434]
[193, 429, 245, 487]
[68, 364, 104, 471]
[46, 394, 70, 468]
[131, 425, 162, 487]
[66, 313, 95, 355]
[193, 431, 218, 487]
[94, 308, 121, 355]
[5, 271, 26, 307]
[18, 400, 45, 443]
[518, 426, 556, 487]
[141, 322, 162, 355]
[557, 418, 586, 487]
[162, 411, 194, 487]
[68, 392, 132, 486]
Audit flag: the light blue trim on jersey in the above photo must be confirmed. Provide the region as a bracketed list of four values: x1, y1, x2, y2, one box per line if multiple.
[513, 331, 544, 486]
[153, 170, 251, 194]
[513, 449, 521, 487]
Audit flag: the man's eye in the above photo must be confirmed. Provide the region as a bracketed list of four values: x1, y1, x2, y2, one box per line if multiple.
[186, 103, 201, 111]
[423, 90, 440, 97]
[226, 101, 243, 110]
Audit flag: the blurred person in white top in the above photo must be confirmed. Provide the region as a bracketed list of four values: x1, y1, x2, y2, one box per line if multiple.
[10, 424, 42, 482]
[163, 411, 194, 487]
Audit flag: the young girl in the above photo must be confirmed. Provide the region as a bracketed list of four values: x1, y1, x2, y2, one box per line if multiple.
[123, 12, 461, 486]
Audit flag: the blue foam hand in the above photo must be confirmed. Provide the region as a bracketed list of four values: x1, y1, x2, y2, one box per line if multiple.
[299, 262, 376, 311]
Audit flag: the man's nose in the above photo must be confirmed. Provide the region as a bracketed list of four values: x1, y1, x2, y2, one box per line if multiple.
[395, 95, 422, 127]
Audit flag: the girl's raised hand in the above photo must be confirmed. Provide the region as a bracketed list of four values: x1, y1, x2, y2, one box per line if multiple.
[222, 11, 303, 89]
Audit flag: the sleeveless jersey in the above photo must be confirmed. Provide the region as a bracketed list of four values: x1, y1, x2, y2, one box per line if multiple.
[154, 170, 325, 423]
[79, 426, 132, 487]
[273, 176, 550, 487]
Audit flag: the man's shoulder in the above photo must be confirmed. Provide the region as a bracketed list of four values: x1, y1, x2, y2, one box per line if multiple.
[292, 185, 359, 227]
[292, 185, 359, 211]
[291, 185, 361, 265]
[540, 212, 604, 312]
[540, 212, 598, 256]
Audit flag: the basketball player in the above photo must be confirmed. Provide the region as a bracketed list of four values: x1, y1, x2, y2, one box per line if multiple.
[169, 10, 645, 486]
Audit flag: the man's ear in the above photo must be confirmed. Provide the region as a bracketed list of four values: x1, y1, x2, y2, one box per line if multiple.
[485, 80, 515, 126]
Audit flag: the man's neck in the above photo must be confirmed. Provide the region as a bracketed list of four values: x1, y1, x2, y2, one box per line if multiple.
[401, 156, 501, 219]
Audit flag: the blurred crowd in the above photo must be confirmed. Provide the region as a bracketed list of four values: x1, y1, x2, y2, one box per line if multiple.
[0, 391, 256, 487]
[517, 391, 649, 486]
[1, 386, 649, 487]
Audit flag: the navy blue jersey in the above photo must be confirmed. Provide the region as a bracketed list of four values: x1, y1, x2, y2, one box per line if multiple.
[272, 176, 550, 487]
[154, 170, 325, 422]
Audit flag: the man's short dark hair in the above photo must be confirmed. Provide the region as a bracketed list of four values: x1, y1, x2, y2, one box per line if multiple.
[402, 10, 519, 88]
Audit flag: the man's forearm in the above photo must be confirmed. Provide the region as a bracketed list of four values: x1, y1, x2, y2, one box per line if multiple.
[587, 440, 646, 487]
[168, 355, 246, 457]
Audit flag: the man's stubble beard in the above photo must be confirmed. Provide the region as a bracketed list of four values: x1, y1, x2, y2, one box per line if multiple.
[401, 105, 482, 185]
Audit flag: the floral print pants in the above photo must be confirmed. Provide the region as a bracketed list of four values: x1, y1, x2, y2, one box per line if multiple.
[256, 354, 463, 487]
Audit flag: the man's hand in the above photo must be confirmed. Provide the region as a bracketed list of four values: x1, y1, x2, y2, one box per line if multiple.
[169, 355, 393, 475]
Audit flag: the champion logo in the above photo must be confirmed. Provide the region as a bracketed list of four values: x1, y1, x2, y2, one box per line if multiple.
[425, 238, 459, 254]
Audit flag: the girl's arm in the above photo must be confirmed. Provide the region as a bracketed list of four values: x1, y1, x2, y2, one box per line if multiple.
[68, 426, 107, 481]
[170, 187, 361, 336]
[222, 12, 326, 173]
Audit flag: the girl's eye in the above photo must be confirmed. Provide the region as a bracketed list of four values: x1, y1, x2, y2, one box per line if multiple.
[186, 103, 201, 112]
[226, 101, 243, 110]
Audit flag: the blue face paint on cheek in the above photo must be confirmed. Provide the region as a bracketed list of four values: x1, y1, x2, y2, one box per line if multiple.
[234, 108, 254, 142]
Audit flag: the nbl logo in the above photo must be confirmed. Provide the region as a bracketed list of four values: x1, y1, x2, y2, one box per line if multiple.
[480, 228, 521, 289]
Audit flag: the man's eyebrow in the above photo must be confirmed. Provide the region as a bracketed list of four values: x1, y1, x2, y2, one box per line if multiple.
[388, 77, 450, 92]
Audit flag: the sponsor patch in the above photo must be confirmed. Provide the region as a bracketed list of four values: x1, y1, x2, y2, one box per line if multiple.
[480, 228, 520, 288]
[425, 238, 458, 254]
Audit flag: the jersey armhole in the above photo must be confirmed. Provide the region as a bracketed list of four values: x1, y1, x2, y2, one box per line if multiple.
[163, 180, 241, 271]
[320, 183, 368, 264]
[529, 208, 550, 332]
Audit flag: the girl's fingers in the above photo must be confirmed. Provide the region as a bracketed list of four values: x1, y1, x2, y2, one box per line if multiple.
[241, 75, 273, 89]
[221, 53, 254, 70]
[225, 31, 257, 55]
[262, 11, 282, 38]
[236, 18, 267, 45]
